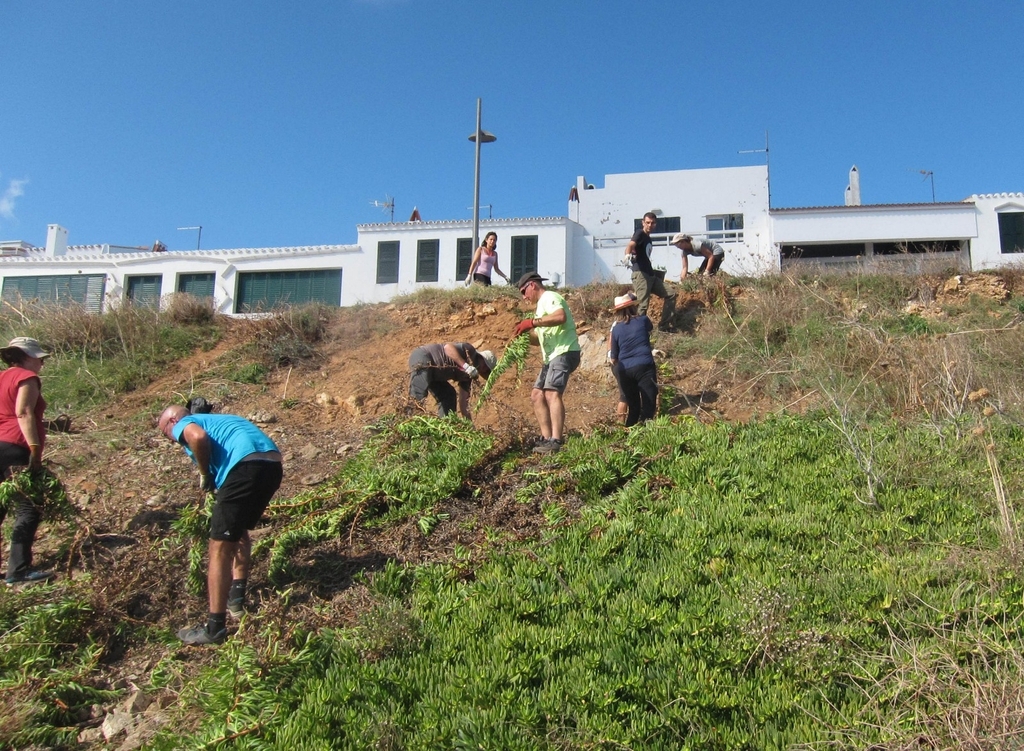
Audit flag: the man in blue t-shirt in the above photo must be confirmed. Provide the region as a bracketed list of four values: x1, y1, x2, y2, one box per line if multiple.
[159, 405, 283, 645]
[624, 211, 677, 328]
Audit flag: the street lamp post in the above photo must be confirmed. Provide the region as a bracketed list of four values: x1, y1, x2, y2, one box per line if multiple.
[468, 98, 496, 256]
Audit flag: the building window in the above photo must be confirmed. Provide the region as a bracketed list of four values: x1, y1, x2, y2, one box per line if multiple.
[706, 214, 744, 242]
[125, 275, 163, 308]
[633, 216, 681, 237]
[1, 274, 106, 313]
[456, 238, 473, 278]
[780, 243, 864, 259]
[416, 239, 440, 283]
[999, 212, 1024, 254]
[511, 236, 538, 280]
[177, 273, 215, 298]
[873, 240, 963, 255]
[376, 241, 399, 284]
[236, 269, 342, 312]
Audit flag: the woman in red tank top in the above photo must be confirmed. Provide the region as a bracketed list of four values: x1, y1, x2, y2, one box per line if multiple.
[0, 337, 54, 585]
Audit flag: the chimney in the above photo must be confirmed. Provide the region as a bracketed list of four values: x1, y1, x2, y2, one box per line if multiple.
[845, 166, 861, 206]
[45, 224, 68, 256]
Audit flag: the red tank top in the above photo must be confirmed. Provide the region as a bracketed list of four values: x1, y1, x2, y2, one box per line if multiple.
[0, 367, 46, 449]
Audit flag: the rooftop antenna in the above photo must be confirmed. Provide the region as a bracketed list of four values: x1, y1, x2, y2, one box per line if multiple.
[918, 170, 935, 202]
[370, 194, 395, 223]
[739, 130, 771, 207]
[177, 225, 202, 250]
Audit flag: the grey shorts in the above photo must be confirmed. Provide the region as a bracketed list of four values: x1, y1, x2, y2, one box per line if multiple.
[534, 351, 581, 394]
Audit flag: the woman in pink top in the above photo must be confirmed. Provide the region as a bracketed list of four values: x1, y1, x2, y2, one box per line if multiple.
[465, 232, 510, 287]
[0, 337, 54, 585]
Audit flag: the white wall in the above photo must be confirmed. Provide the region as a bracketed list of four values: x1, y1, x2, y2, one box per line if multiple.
[353, 217, 576, 303]
[772, 203, 978, 244]
[0, 245, 359, 314]
[968, 193, 1024, 271]
[568, 165, 774, 282]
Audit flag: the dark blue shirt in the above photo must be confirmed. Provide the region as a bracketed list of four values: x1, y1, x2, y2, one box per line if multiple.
[610, 315, 655, 369]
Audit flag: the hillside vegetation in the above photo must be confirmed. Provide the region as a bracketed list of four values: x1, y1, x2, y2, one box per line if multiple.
[4, 270, 1024, 750]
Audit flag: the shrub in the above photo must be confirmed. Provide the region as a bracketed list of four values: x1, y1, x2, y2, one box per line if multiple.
[164, 293, 216, 325]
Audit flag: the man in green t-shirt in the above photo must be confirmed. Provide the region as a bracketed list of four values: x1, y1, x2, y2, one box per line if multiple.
[513, 272, 581, 454]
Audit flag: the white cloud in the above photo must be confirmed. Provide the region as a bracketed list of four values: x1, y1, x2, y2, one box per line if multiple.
[0, 175, 28, 222]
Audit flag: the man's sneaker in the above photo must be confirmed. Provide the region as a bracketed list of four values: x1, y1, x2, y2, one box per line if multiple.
[6, 569, 55, 587]
[177, 624, 227, 646]
[226, 599, 245, 619]
[532, 438, 563, 455]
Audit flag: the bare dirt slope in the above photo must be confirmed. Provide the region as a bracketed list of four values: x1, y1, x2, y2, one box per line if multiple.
[20, 283, 794, 730]
[21, 273, 1019, 741]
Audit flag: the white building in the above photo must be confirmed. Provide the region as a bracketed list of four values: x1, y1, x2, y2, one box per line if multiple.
[1, 167, 1021, 313]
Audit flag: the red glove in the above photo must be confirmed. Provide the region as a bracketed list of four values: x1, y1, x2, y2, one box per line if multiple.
[513, 319, 535, 336]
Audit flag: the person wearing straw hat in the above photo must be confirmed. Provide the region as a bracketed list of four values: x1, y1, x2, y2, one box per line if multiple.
[672, 233, 726, 279]
[408, 342, 496, 419]
[608, 294, 658, 426]
[514, 272, 581, 454]
[607, 301, 630, 424]
[0, 337, 56, 586]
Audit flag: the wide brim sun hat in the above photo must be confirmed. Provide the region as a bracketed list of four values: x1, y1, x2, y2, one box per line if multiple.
[611, 294, 637, 311]
[1, 337, 49, 359]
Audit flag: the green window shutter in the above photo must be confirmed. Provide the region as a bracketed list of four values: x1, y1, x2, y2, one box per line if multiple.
[178, 273, 215, 298]
[456, 238, 473, 278]
[511, 236, 538, 280]
[416, 239, 439, 282]
[999, 213, 1024, 253]
[84, 276, 105, 312]
[125, 275, 162, 308]
[236, 270, 342, 312]
[2, 274, 106, 312]
[377, 241, 399, 284]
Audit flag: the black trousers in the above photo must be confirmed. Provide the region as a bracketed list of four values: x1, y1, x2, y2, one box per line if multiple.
[0, 442, 40, 579]
[617, 362, 659, 427]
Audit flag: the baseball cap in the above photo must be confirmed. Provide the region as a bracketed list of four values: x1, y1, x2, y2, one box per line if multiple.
[478, 350, 497, 371]
[670, 233, 692, 245]
[516, 272, 548, 291]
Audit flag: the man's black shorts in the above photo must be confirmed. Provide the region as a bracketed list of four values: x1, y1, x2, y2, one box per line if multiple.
[210, 460, 283, 542]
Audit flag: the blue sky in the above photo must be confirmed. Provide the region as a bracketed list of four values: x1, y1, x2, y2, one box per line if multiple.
[1, 1, 1020, 250]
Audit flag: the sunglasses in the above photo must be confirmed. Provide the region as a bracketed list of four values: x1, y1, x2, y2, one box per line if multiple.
[520, 282, 533, 296]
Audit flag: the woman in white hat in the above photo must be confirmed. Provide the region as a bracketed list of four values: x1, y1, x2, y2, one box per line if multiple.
[0, 337, 55, 585]
[608, 294, 658, 426]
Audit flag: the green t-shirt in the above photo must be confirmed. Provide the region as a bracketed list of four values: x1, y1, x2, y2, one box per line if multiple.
[536, 290, 580, 363]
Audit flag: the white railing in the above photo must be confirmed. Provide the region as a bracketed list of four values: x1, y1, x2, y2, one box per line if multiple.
[594, 232, 743, 249]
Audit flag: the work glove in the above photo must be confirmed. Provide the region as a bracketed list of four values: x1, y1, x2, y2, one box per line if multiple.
[199, 472, 215, 492]
[513, 319, 536, 337]
[462, 363, 479, 379]
[464, 276, 472, 286]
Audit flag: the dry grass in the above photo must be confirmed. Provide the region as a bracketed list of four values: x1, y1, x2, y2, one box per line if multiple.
[839, 614, 1024, 750]
[164, 292, 216, 325]
[235, 303, 333, 366]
